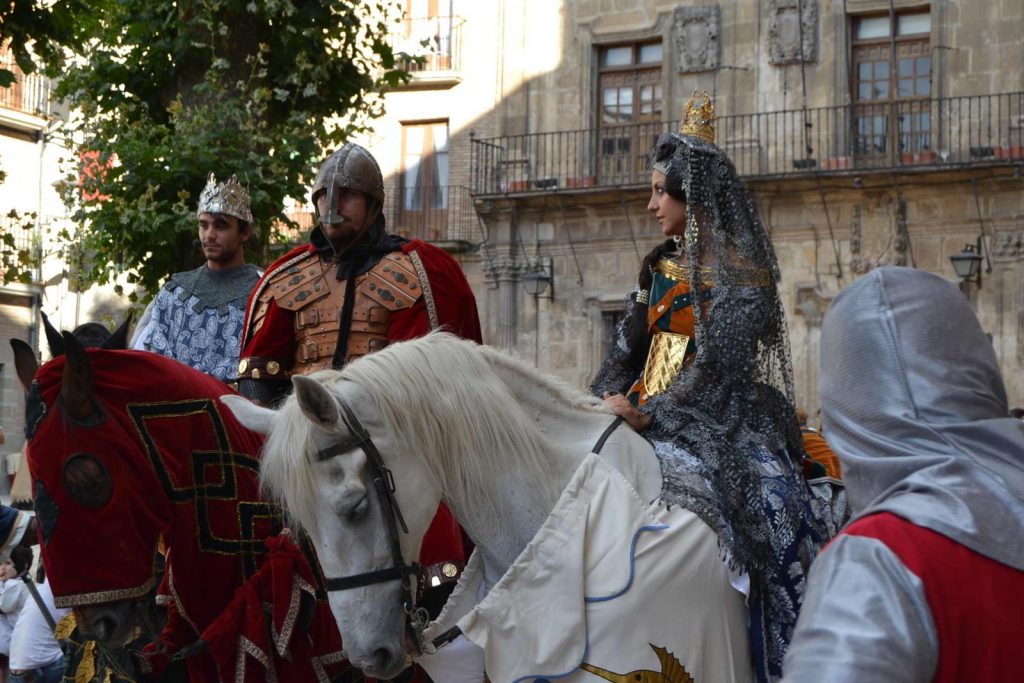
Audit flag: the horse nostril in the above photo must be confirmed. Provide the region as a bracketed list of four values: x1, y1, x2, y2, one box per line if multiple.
[95, 616, 117, 641]
[372, 647, 396, 672]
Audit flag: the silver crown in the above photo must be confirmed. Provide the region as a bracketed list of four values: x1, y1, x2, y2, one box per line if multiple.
[197, 172, 253, 224]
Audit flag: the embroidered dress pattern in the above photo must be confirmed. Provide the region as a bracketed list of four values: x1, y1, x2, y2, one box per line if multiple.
[135, 264, 260, 382]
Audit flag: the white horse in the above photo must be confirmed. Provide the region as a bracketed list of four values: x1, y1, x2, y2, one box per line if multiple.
[222, 333, 750, 682]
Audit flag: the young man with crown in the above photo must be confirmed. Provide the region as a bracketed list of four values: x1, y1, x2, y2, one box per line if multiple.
[236, 143, 481, 675]
[132, 173, 261, 382]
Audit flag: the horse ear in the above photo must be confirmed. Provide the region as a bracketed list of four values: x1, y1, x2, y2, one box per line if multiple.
[105, 312, 134, 350]
[60, 331, 98, 421]
[292, 375, 340, 431]
[9, 339, 38, 392]
[219, 395, 275, 435]
[40, 312, 64, 357]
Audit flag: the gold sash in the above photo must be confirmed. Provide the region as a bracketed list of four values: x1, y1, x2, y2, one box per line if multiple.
[642, 331, 691, 397]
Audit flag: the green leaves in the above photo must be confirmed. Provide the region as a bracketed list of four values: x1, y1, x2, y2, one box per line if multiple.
[42, 0, 409, 296]
[0, 211, 41, 286]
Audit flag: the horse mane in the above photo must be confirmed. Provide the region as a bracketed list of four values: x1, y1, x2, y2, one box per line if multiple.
[261, 332, 606, 537]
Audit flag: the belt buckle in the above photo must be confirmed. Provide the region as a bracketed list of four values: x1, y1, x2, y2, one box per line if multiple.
[300, 342, 319, 362]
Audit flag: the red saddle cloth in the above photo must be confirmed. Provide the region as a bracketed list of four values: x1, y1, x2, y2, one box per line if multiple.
[26, 350, 348, 680]
[199, 531, 347, 682]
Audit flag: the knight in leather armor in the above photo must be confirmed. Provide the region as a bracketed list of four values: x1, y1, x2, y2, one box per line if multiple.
[237, 144, 481, 640]
[238, 142, 481, 402]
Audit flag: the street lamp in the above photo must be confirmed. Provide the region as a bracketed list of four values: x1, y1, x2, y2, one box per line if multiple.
[949, 238, 984, 291]
[521, 258, 553, 299]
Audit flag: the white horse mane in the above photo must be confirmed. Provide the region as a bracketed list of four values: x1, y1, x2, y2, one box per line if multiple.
[259, 332, 607, 536]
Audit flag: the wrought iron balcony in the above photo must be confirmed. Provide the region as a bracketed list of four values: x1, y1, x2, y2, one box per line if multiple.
[282, 186, 484, 249]
[0, 49, 50, 118]
[470, 91, 1024, 196]
[387, 185, 483, 246]
[392, 16, 464, 75]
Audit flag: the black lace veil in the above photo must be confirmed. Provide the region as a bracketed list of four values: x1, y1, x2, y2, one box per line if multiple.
[593, 119, 830, 674]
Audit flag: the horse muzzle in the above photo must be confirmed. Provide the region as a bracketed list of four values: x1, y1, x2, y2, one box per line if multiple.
[75, 603, 138, 647]
[347, 642, 409, 680]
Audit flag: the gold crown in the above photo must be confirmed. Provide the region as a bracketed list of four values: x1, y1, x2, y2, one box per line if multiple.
[681, 91, 716, 144]
[197, 172, 253, 224]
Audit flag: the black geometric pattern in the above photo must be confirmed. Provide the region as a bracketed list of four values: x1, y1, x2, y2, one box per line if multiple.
[24, 380, 46, 439]
[34, 478, 59, 545]
[127, 399, 281, 579]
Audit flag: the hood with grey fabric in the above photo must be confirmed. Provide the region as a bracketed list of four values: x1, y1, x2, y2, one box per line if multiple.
[820, 266, 1024, 571]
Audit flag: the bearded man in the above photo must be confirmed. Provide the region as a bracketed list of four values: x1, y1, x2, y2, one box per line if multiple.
[236, 143, 481, 629]
[132, 173, 261, 382]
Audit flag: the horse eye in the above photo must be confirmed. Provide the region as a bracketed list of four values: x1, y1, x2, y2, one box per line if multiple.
[63, 453, 112, 509]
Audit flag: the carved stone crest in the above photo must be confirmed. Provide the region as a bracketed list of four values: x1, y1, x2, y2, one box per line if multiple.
[768, 0, 818, 65]
[795, 283, 834, 327]
[674, 5, 720, 73]
[994, 230, 1024, 260]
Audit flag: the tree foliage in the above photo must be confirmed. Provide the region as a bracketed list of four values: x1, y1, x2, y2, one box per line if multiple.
[52, 0, 407, 298]
[0, 0, 84, 86]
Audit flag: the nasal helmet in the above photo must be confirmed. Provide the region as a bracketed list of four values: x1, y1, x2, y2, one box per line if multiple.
[311, 143, 385, 225]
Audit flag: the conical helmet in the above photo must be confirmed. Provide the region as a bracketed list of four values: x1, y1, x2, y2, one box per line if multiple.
[311, 143, 385, 224]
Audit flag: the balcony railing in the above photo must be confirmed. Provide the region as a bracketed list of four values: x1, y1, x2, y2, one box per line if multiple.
[0, 50, 50, 117]
[0, 216, 42, 284]
[392, 16, 463, 74]
[280, 185, 484, 248]
[388, 185, 483, 245]
[471, 91, 1024, 196]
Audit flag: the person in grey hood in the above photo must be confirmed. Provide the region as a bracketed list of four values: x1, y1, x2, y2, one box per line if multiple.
[782, 266, 1024, 682]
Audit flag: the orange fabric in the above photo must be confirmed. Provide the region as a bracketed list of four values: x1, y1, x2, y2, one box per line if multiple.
[801, 429, 842, 479]
[647, 279, 698, 338]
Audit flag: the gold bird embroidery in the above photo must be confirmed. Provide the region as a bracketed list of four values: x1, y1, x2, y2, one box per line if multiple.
[580, 644, 695, 683]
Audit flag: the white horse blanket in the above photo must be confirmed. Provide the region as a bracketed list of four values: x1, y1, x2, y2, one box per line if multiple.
[421, 452, 751, 683]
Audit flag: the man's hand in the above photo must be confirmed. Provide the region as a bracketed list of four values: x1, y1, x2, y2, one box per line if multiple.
[602, 392, 652, 431]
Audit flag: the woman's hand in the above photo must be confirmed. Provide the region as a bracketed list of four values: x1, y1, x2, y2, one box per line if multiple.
[602, 392, 652, 431]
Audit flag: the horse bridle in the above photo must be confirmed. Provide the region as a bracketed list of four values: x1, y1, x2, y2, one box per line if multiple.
[315, 398, 431, 655]
[316, 399, 627, 658]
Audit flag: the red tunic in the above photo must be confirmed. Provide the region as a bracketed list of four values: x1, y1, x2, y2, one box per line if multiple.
[844, 512, 1024, 683]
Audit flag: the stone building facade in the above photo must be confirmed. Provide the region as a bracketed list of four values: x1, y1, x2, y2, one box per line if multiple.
[364, 0, 1024, 419]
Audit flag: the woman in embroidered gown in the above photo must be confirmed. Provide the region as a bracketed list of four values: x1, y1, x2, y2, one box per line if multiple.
[591, 92, 839, 683]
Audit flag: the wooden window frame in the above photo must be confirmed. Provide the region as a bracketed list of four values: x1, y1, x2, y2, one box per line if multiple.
[850, 8, 932, 162]
[595, 39, 664, 186]
[398, 120, 450, 239]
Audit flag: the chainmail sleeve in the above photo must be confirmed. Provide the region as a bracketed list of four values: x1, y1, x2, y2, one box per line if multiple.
[590, 293, 646, 397]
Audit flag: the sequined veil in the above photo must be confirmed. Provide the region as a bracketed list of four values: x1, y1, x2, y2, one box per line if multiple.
[592, 92, 837, 681]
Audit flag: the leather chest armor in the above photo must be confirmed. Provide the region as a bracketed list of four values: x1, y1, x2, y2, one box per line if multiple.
[247, 251, 423, 375]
